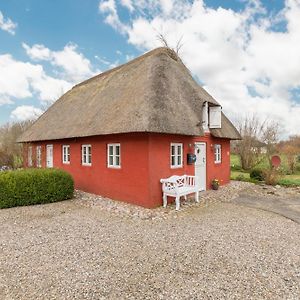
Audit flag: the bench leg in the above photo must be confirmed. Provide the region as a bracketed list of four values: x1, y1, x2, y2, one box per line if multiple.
[175, 196, 180, 211]
[163, 194, 167, 208]
[195, 192, 199, 203]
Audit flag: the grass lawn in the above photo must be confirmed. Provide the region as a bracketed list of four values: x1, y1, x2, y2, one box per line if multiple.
[231, 154, 300, 186]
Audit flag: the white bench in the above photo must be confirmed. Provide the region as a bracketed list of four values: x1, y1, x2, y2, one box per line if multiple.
[160, 175, 199, 210]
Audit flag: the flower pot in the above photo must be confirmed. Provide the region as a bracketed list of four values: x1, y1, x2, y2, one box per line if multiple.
[212, 183, 219, 190]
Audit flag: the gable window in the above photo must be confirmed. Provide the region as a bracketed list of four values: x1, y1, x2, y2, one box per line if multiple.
[107, 143, 121, 168]
[82, 145, 92, 166]
[36, 146, 42, 168]
[62, 145, 70, 164]
[170, 143, 183, 168]
[214, 144, 222, 164]
[28, 146, 33, 167]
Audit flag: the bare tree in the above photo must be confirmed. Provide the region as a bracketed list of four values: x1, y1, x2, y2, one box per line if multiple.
[278, 135, 300, 173]
[0, 120, 34, 168]
[156, 33, 184, 56]
[235, 116, 279, 170]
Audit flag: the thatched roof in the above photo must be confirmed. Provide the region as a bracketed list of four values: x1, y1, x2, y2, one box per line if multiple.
[18, 47, 241, 142]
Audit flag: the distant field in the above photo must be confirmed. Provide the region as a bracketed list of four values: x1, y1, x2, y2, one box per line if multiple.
[230, 154, 300, 186]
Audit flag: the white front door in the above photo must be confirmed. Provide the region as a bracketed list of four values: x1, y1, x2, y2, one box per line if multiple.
[46, 145, 53, 168]
[194, 142, 206, 191]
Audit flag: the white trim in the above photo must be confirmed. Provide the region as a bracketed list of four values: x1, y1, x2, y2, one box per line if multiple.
[62, 145, 70, 164]
[107, 143, 121, 168]
[214, 144, 222, 164]
[46, 144, 53, 168]
[28, 146, 32, 167]
[194, 142, 207, 191]
[81, 144, 92, 166]
[170, 143, 183, 168]
[36, 146, 42, 168]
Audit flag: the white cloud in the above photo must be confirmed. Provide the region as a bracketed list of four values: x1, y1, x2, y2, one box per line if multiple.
[120, 0, 134, 12]
[0, 95, 13, 106]
[22, 43, 51, 61]
[23, 43, 97, 82]
[10, 105, 43, 121]
[0, 54, 72, 106]
[159, 0, 173, 15]
[99, 0, 300, 137]
[99, 0, 128, 33]
[0, 11, 17, 35]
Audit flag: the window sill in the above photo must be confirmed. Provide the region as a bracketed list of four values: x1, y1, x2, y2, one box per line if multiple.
[63, 162, 70, 165]
[82, 163, 92, 167]
[214, 161, 222, 164]
[108, 165, 121, 169]
[170, 165, 183, 169]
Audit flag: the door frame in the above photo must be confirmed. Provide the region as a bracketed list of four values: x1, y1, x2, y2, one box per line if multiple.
[46, 144, 53, 168]
[194, 142, 207, 191]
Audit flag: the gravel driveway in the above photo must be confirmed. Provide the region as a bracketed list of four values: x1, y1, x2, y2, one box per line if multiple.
[0, 183, 300, 299]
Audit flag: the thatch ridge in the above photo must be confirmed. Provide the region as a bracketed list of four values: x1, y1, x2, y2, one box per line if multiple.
[18, 47, 241, 142]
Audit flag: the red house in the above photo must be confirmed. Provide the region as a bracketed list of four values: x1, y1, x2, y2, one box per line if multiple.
[19, 48, 241, 208]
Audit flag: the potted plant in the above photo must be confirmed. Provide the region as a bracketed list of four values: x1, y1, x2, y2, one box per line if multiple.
[212, 179, 219, 190]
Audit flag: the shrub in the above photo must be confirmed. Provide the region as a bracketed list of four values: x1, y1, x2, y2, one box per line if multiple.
[236, 174, 245, 181]
[262, 168, 281, 186]
[234, 174, 258, 184]
[0, 168, 74, 209]
[250, 168, 264, 181]
[231, 164, 242, 171]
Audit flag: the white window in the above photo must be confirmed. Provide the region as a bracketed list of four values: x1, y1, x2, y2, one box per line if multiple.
[209, 106, 222, 129]
[28, 146, 32, 167]
[62, 145, 70, 164]
[214, 144, 222, 163]
[36, 146, 42, 168]
[82, 145, 92, 166]
[107, 143, 121, 168]
[170, 143, 183, 168]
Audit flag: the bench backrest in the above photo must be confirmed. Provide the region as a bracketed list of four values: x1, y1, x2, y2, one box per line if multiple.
[160, 175, 198, 193]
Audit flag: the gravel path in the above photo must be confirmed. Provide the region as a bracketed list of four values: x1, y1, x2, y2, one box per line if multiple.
[0, 182, 300, 299]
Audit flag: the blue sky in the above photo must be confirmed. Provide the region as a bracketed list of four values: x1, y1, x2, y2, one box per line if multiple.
[0, 0, 299, 137]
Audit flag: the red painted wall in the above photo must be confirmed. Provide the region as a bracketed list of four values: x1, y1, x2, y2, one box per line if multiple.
[148, 133, 230, 207]
[24, 132, 231, 208]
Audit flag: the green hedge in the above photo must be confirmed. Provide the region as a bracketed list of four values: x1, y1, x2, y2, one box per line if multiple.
[0, 168, 74, 209]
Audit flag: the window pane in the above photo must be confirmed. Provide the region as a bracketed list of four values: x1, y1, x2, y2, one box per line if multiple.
[177, 145, 181, 155]
[116, 145, 120, 155]
[116, 156, 120, 166]
[171, 145, 175, 155]
[177, 155, 181, 165]
[109, 156, 113, 166]
[109, 145, 113, 155]
[171, 156, 175, 166]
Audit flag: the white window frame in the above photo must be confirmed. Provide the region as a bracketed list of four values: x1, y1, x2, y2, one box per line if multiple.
[107, 143, 121, 168]
[81, 144, 92, 166]
[170, 143, 183, 168]
[214, 144, 222, 164]
[62, 145, 70, 164]
[36, 146, 42, 168]
[28, 146, 33, 167]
